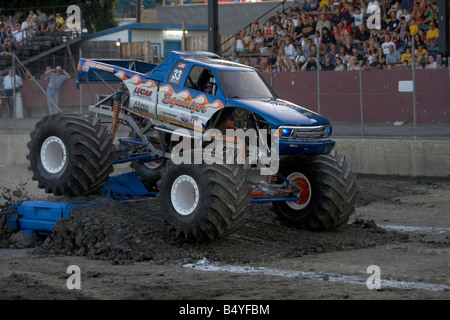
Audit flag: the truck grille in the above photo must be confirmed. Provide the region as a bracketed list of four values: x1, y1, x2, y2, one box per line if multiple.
[279, 125, 331, 140]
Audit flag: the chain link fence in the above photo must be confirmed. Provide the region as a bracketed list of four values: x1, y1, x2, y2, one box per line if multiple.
[1, 36, 449, 140]
[256, 37, 450, 140]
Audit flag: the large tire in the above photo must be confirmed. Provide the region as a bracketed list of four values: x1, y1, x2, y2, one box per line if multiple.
[26, 113, 115, 197]
[273, 153, 357, 231]
[157, 161, 250, 241]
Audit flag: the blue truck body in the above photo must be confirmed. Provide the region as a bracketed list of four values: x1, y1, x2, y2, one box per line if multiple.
[77, 51, 335, 156]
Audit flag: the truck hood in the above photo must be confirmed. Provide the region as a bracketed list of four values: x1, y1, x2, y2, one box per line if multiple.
[227, 98, 330, 128]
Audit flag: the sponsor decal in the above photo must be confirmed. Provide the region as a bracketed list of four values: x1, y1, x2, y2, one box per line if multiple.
[160, 85, 224, 114]
[84, 61, 114, 73]
[180, 115, 190, 123]
[133, 100, 150, 113]
[133, 87, 153, 99]
[115, 71, 157, 89]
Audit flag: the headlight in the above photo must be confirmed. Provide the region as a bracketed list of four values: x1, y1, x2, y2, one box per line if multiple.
[279, 128, 294, 138]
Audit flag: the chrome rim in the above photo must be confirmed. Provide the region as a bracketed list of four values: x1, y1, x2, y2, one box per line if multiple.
[170, 174, 200, 216]
[40, 136, 67, 174]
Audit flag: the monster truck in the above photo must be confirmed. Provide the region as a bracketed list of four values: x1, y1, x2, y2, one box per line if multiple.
[27, 51, 357, 241]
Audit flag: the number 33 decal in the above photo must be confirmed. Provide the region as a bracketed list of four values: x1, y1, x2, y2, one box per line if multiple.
[171, 69, 183, 81]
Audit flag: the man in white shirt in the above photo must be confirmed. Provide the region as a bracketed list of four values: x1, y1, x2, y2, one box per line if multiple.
[381, 34, 396, 55]
[12, 25, 26, 51]
[2, 68, 23, 118]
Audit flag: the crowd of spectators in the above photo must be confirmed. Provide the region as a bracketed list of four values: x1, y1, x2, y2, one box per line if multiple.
[0, 8, 74, 55]
[231, 0, 448, 71]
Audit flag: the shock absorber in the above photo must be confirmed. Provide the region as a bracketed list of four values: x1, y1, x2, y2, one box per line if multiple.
[109, 87, 123, 140]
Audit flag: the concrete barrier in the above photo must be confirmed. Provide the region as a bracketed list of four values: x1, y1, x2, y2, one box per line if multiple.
[333, 139, 450, 177]
[1, 135, 449, 177]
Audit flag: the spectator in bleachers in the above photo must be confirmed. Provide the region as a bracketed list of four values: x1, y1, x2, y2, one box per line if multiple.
[321, 54, 334, 70]
[330, 6, 344, 26]
[409, 17, 419, 35]
[55, 13, 65, 31]
[425, 54, 438, 68]
[422, 4, 435, 24]
[234, 33, 245, 54]
[351, 7, 365, 28]
[0, 26, 7, 53]
[36, 9, 48, 32]
[286, 18, 296, 37]
[260, 60, 270, 72]
[414, 42, 428, 64]
[386, 44, 402, 64]
[425, 21, 439, 49]
[262, 20, 275, 44]
[365, 54, 384, 69]
[316, 13, 331, 35]
[12, 24, 26, 53]
[341, 35, 354, 55]
[351, 44, 365, 66]
[45, 14, 57, 32]
[3, 29, 17, 54]
[21, 16, 33, 38]
[435, 52, 448, 68]
[28, 10, 37, 20]
[4, 16, 18, 30]
[269, 10, 282, 26]
[294, 46, 307, 68]
[319, 0, 330, 9]
[248, 29, 265, 54]
[411, 1, 425, 25]
[381, 34, 396, 54]
[232, 0, 446, 73]
[284, 37, 297, 60]
[321, 26, 336, 50]
[347, 55, 361, 70]
[354, 23, 370, 51]
[334, 56, 346, 70]
[387, 10, 400, 32]
[400, 7, 412, 22]
[301, 55, 319, 71]
[401, 0, 415, 10]
[401, 46, 413, 64]
[0, 74, 5, 117]
[306, 0, 318, 11]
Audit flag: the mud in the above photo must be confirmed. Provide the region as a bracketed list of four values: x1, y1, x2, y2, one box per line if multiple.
[0, 165, 449, 301]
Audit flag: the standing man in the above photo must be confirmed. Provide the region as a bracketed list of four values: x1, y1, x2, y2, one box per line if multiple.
[44, 66, 70, 115]
[3, 68, 23, 118]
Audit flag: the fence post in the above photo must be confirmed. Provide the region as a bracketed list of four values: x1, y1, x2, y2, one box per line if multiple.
[359, 67, 364, 137]
[411, 36, 417, 140]
[316, 39, 320, 114]
[12, 53, 17, 134]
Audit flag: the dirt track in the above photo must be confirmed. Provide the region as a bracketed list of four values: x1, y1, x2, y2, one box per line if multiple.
[0, 164, 449, 303]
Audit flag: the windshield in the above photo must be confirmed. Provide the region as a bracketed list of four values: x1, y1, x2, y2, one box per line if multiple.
[216, 70, 277, 99]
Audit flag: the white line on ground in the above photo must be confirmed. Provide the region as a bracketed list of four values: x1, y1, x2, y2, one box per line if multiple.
[183, 258, 450, 292]
[380, 225, 450, 234]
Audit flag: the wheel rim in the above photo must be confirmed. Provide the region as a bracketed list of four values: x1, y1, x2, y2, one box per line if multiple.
[170, 174, 200, 216]
[40, 136, 67, 174]
[143, 158, 164, 170]
[287, 172, 312, 210]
